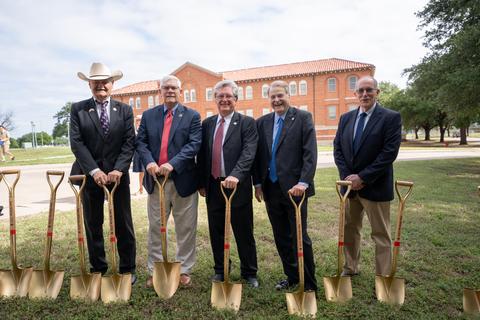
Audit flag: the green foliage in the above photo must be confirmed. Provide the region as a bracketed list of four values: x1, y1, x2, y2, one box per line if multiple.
[54, 137, 68, 145]
[52, 102, 73, 138]
[9, 138, 19, 149]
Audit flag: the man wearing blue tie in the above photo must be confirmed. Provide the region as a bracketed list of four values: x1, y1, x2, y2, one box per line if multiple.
[333, 76, 402, 277]
[253, 80, 318, 293]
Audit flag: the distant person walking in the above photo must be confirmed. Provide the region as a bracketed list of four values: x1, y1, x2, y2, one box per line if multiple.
[0, 125, 15, 162]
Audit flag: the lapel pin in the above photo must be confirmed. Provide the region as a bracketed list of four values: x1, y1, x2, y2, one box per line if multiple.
[89, 108, 94, 112]
[113, 108, 117, 111]
[292, 117, 295, 121]
[179, 114, 183, 118]
[233, 122, 237, 125]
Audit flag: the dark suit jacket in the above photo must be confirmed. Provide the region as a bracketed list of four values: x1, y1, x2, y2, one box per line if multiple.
[198, 111, 258, 207]
[134, 103, 202, 197]
[70, 98, 135, 187]
[333, 103, 402, 201]
[253, 107, 317, 200]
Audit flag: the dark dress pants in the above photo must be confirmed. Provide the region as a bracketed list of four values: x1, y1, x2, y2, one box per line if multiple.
[82, 183, 136, 274]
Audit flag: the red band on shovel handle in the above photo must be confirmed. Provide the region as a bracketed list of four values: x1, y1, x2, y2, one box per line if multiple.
[47, 232, 53, 237]
[10, 230, 16, 235]
[161, 228, 166, 233]
[394, 241, 400, 247]
[110, 237, 116, 243]
[339, 241, 344, 246]
[298, 253, 304, 258]
[78, 237, 84, 242]
[224, 244, 230, 250]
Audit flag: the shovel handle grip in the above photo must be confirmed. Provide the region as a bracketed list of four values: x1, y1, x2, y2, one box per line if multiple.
[69, 175, 86, 181]
[46, 170, 65, 176]
[2, 169, 20, 174]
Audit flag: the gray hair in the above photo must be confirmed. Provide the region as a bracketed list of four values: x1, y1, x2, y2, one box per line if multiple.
[356, 76, 378, 90]
[268, 80, 290, 96]
[160, 75, 182, 89]
[214, 80, 238, 99]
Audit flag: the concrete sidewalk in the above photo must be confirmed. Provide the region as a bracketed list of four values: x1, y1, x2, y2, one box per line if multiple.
[0, 147, 479, 220]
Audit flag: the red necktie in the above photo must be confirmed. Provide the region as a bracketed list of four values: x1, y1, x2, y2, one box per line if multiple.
[158, 109, 172, 166]
[211, 118, 225, 179]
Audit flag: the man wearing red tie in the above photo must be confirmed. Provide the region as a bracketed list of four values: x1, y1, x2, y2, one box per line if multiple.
[135, 75, 202, 288]
[70, 62, 137, 284]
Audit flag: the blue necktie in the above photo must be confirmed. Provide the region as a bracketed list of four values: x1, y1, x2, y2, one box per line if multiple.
[353, 112, 367, 152]
[269, 117, 283, 183]
[98, 100, 109, 137]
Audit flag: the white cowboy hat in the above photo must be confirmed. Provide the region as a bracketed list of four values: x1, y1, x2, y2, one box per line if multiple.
[77, 62, 123, 82]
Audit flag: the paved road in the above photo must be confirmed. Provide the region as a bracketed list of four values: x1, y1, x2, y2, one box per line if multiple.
[0, 148, 479, 220]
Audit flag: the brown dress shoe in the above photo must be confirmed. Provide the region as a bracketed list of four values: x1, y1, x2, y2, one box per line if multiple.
[179, 273, 191, 286]
[145, 276, 153, 288]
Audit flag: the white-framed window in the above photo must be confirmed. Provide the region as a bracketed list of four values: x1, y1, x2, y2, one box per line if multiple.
[349, 104, 357, 111]
[148, 96, 154, 108]
[328, 78, 336, 92]
[206, 111, 213, 117]
[329, 106, 336, 120]
[289, 81, 297, 95]
[246, 86, 253, 99]
[299, 80, 307, 95]
[129, 98, 134, 108]
[184, 90, 190, 103]
[237, 110, 244, 115]
[263, 108, 270, 115]
[246, 109, 253, 117]
[136, 97, 141, 109]
[237, 87, 244, 100]
[155, 95, 159, 106]
[300, 105, 308, 111]
[262, 84, 269, 98]
[191, 89, 196, 102]
[349, 76, 357, 90]
[206, 88, 213, 101]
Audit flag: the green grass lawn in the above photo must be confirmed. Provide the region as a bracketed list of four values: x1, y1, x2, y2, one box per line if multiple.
[1, 158, 480, 319]
[0, 147, 74, 167]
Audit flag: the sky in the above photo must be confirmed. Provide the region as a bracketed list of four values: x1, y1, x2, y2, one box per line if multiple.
[0, 0, 431, 139]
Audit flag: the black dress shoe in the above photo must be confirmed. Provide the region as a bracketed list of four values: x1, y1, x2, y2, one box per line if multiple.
[341, 271, 361, 277]
[244, 277, 259, 288]
[275, 279, 298, 290]
[130, 273, 137, 285]
[211, 274, 224, 283]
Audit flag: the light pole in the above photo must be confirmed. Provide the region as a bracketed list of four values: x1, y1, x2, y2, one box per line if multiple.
[31, 121, 35, 149]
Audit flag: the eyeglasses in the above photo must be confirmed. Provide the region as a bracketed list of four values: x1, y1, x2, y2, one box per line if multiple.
[355, 88, 376, 95]
[162, 86, 180, 91]
[216, 94, 235, 100]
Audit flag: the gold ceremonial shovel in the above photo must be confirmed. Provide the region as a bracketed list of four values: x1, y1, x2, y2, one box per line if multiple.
[286, 191, 317, 316]
[462, 186, 480, 313]
[375, 181, 413, 304]
[29, 170, 65, 299]
[0, 170, 33, 297]
[101, 181, 132, 303]
[68, 175, 101, 303]
[153, 176, 181, 299]
[211, 183, 242, 312]
[323, 181, 353, 302]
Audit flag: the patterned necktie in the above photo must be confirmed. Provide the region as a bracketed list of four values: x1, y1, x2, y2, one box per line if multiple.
[158, 109, 173, 166]
[354, 112, 367, 153]
[99, 100, 109, 137]
[269, 117, 283, 183]
[211, 118, 225, 179]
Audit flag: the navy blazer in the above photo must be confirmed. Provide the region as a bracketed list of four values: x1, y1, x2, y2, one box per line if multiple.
[333, 103, 402, 202]
[197, 111, 258, 207]
[134, 103, 202, 197]
[70, 98, 135, 187]
[253, 107, 317, 201]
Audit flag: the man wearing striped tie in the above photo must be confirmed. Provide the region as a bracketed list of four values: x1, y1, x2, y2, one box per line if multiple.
[70, 62, 137, 285]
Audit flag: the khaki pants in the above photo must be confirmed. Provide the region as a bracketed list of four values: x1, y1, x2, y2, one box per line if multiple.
[343, 194, 392, 276]
[147, 179, 198, 275]
[0, 144, 13, 161]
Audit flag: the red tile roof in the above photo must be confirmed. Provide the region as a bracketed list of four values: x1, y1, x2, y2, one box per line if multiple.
[112, 58, 374, 95]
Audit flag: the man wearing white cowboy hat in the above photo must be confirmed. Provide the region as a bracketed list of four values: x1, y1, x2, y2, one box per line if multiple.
[70, 62, 137, 285]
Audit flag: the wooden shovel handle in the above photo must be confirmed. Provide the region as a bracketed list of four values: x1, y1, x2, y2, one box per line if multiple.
[103, 181, 119, 276]
[335, 181, 352, 277]
[220, 182, 237, 281]
[46, 171, 64, 235]
[1, 170, 20, 232]
[288, 191, 305, 291]
[155, 176, 168, 262]
[68, 175, 88, 275]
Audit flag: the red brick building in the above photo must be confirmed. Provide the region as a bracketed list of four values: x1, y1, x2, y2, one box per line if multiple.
[111, 58, 375, 143]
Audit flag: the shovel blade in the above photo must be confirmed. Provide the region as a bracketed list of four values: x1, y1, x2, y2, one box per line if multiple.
[101, 273, 131, 303]
[323, 276, 352, 302]
[29, 270, 64, 299]
[211, 281, 242, 312]
[463, 288, 480, 314]
[70, 273, 101, 303]
[153, 261, 181, 299]
[375, 275, 405, 304]
[286, 290, 317, 316]
[0, 267, 33, 297]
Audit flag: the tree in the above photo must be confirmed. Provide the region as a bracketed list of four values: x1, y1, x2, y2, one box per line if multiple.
[0, 109, 16, 132]
[52, 102, 73, 138]
[10, 138, 19, 149]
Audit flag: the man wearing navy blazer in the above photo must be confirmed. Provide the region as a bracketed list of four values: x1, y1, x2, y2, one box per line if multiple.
[252, 80, 318, 292]
[334, 76, 402, 276]
[197, 80, 259, 287]
[70, 62, 136, 284]
[135, 75, 202, 288]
